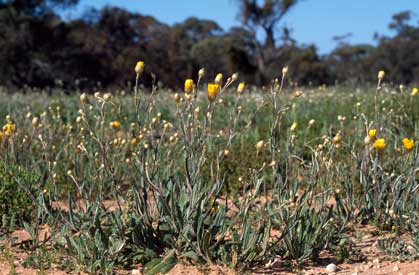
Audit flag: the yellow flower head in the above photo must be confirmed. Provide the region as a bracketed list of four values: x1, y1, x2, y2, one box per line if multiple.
[3, 123, 16, 135]
[290, 122, 298, 132]
[402, 138, 414, 151]
[237, 82, 246, 95]
[0, 131, 3, 142]
[412, 87, 418, 96]
[214, 73, 223, 84]
[207, 83, 220, 102]
[135, 61, 145, 75]
[184, 79, 194, 94]
[373, 138, 386, 150]
[368, 129, 377, 139]
[110, 121, 121, 129]
[378, 70, 385, 80]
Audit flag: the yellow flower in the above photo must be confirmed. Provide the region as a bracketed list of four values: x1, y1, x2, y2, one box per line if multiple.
[373, 138, 386, 150]
[3, 123, 16, 135]
[207, 83, 220, 102]
[214, 73, 223, 84]
[412, 87, 418, 96]
[135, 61, 145, 75]
[184, 79, 194, 94]
[0, 131, 3, 142]
[237, 82, 246, 95]
[378, 70, 385, 80]
[368, 129, 377, 139]
[290, 122, 298, 132]
[110, 121, 121, 129]
[402, 138, 414, 151]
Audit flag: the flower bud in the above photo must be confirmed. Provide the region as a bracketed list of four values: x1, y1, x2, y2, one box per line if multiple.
[135, 61, 145, 75]
[378, 70, 385, 80]
[214, 73, 223, 85]
[198, 68, 205, 78]
[237, 82, 246, 95]
[103, 93, 112, 102]
[256, 140, 265, 152]
[80, 93, 89, 105]
[231, 72, 239, 81]
[184, 79, 194, 94]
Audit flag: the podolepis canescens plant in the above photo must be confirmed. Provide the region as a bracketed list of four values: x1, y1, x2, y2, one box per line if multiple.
[0, 63, 418, 274]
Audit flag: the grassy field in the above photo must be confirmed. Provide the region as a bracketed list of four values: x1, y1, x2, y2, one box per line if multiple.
[0, 70, 418, 274]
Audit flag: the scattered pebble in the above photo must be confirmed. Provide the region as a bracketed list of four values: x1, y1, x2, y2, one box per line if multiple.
[406, 245, 416, 255]
[364, 263, 372, 270]
[393, 265, 400, 271]
[326, 263, 338, 273]
[131, 269, 140, 275]
[407, 272, 416, 275]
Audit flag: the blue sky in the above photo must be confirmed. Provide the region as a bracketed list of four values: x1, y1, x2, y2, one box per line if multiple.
[63, 0, 419, 54]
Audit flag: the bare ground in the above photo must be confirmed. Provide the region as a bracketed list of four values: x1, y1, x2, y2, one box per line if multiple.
[1, 224, 418, 275]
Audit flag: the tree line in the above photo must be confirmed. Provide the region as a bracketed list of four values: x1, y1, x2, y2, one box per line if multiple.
[1, 0, 419, 91]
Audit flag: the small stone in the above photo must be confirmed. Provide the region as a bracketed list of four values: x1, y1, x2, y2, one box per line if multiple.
[406, 245, 416, 255]
[364, 263, 372, 270]
[393, 266, 400, 271]
[131, 269, 140, 275]
[407, 272, 416, 275]
[326, 263, 338, 273]
[350, 272, 358, 275]
[373, 258, 380, 264]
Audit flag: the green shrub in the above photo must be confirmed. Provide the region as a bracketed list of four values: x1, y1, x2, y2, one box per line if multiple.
[0, 162, 41, 232]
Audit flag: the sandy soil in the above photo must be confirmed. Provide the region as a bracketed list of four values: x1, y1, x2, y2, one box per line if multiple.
[1, 225, 418, 275]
